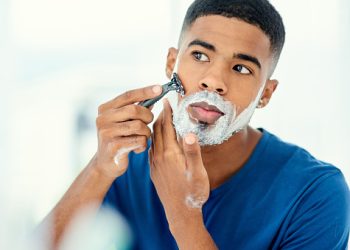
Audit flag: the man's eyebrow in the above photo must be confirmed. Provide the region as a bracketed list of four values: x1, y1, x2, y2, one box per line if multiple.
[234, 53, 261, 69]
[188, 39, 216, 52]
[187, 40, 261, 69]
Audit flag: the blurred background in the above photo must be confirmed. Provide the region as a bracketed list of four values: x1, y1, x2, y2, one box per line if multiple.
[0, 0, 349, 248]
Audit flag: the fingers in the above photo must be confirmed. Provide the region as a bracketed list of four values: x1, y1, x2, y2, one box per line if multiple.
[109, 135, 148, 172]
[94, 85, 161, 177]
[161, 99, 178, 150]
[108, 135, 148, 156]
[182, 133, 204, 173]
[99, 85, 162, 113]
[99, 120, 152, 139]
[96, 105, 154, 128]
[152, 112, 163, 155]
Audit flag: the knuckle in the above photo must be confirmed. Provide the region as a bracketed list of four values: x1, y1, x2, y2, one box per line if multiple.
[139, 136, 148, 147]
[185, 148, 198, 157]
[142, 87, 149, 98]
[95, 116, 103, 128]
[98, 104, 106, 114]
[148, 112, 155, 123]
[123, 90, 134, 100]
[120, 121, 131, 131]
[141, 108, 153, 123]
[145, 127, 152, 138]
[133, 120, 144, 130]
[128, 104, 139, 115]
[129, 135, 139, 144]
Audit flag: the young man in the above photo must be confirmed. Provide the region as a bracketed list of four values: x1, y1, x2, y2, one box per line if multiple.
[43, 0, 350, 249]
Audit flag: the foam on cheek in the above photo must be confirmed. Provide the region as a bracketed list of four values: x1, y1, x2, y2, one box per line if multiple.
[171, 82, 267, 146]
[230, 84, 265, 130]
[114, 145, 142, 166]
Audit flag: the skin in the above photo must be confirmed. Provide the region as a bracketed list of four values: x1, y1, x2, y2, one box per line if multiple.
[164, 16, 278, 190]
[151, 16, 278, 248]
[40, 15, 279, 249]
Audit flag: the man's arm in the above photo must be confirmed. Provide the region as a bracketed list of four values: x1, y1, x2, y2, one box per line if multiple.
[169, 211, 218, 250]
[38, 85, 162, 249]
[149, 99, 218, 250]
[38, 158, 115, 248]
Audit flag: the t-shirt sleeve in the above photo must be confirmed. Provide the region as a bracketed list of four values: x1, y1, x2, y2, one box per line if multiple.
[280, 171, 350, 250]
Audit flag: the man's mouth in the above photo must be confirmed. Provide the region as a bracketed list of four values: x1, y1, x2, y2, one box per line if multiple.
[187, 101, 225, 125]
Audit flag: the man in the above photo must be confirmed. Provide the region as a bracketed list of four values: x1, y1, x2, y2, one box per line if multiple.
[43, 0, 350, 249]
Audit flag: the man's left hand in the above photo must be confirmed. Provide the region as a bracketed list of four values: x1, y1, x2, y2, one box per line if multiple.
[149, 99, 210, 227]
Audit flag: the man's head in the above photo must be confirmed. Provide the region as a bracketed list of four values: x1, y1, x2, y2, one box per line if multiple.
[166, 0, 286, 145]
[179, 0, 285, 74]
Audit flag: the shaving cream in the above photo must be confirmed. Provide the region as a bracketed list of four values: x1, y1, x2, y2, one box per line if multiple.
[114, 145, 142, 166]
[171, 85, 264, 146]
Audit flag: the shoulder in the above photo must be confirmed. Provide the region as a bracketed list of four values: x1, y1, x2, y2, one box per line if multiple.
[279, 170, 350, 249]
[261, 129, 347, 201]
[260, 129, 342, 177]
[259, 129, 350, 248]
[252, 129, 349, 211]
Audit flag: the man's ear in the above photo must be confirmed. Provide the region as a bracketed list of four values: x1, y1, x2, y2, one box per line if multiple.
[258, 79, 279, 108]
[165, 47, 178, 79]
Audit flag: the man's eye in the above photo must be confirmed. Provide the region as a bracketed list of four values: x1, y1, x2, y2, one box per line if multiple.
[233, 65, 251, 75]
[192, 51, 210, 62]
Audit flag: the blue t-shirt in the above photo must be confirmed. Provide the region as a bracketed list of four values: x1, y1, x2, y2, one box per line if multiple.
[103, 129, 350, 249]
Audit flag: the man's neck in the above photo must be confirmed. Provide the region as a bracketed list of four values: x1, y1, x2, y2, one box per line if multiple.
[200, 126, 262, 190]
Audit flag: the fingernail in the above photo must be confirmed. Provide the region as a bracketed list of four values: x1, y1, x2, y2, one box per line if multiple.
[152, 85, 162, 94]
[185, 134, 196, 145]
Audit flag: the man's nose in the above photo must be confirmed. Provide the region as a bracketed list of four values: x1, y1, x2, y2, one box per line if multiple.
[198, 66, 228, 95]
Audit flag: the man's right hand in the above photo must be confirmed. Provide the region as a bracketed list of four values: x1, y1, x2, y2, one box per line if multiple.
[92, 85, 162, 178]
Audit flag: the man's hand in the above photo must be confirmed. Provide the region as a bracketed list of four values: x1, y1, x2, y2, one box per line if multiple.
[94, 85, 162, 178]
[39, 85, 162, 249]
[149, 99, 210, 226]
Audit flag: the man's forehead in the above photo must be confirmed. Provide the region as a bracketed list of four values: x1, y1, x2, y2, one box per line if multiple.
[180, 15, 272, 61]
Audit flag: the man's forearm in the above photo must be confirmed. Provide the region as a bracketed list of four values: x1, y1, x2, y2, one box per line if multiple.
[38, 156, 116, 248]
[169, 211, 218, 250]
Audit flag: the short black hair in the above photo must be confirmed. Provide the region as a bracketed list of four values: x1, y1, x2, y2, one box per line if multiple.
[180, 0, 286, 71]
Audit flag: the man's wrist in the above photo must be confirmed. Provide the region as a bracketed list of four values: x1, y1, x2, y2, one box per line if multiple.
[168, 208, 205, 236]
[168, 209, 218, 250]
[87, 154, 118, 183]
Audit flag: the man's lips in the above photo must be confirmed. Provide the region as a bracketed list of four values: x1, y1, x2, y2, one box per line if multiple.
[187, 102, 224, 125]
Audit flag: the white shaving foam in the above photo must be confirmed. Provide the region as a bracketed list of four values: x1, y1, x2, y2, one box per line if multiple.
[185, 194, 206, 209]
[114, 145, 142, 166]
[184, 170, 192, 181]
[172, 85, 264, 146]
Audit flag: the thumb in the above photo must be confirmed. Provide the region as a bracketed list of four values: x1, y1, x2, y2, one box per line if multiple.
[182, 133, 203, 172]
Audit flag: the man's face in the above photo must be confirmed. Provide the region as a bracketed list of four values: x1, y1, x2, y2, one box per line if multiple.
[167, 15, 277, 145]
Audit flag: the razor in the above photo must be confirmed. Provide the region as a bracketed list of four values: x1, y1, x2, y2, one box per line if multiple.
[139, 73, 185, 108]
